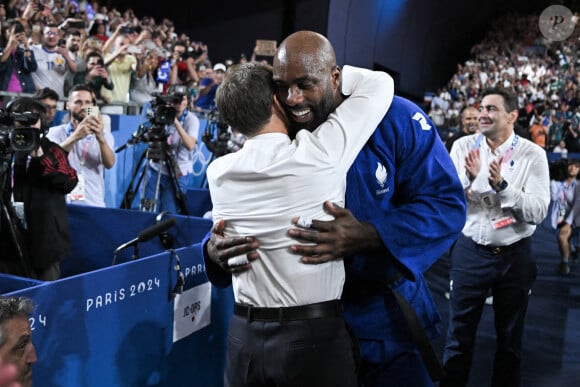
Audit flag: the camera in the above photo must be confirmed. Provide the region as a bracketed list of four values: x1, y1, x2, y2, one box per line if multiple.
[146, 91, 181, 127]
[68, 20, 86, 29]
[202, 109, 240, 157]
[0, 109, 41, 155]
[121, 26, 134, 34]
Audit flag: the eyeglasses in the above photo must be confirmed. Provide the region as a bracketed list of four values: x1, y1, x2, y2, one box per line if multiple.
[45, 31, 59, 36]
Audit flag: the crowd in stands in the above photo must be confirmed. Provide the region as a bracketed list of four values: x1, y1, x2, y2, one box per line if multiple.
[0, 0, 268, 117]
[429, 11, 580, 154]
[2, 2, 580, 155]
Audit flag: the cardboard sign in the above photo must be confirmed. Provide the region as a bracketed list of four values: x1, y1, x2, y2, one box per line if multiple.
[255, 39, 277, 56]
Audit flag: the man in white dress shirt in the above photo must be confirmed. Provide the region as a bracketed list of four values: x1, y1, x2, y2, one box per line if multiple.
[443, 87, 550, 386]
[206, 58, 393, 386]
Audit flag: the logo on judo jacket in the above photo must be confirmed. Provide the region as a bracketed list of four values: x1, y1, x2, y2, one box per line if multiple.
[375, 162, 389, 195]
[412, 112, 432, 130]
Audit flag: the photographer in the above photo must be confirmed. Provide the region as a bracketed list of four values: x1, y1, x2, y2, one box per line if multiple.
[143, 88, 199, 214]
[0, 97, 78, 280]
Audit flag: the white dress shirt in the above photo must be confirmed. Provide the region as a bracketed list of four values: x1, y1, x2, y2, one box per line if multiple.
[207, 65, 394, 307]
[450, 132, 550, 246]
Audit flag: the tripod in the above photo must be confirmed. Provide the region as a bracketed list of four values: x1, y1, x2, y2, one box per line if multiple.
[119, 131, 189, 215]
[0, 152, 32, 277]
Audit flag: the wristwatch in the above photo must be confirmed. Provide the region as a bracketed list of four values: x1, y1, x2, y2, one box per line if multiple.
[494, 179, 508, 192]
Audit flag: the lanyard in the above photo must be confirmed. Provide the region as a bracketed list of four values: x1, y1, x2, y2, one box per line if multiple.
[501, 135, 518, 167]
[472, 133, 518, 165]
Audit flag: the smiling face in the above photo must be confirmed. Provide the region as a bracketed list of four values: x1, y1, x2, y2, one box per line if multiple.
[461, 107, 479, 134]
[272, 31, 341, 137]
[477, 94, 518, 140]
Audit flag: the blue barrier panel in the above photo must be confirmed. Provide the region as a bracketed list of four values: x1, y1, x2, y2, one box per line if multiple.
[1, 205, 233, 386]
[185, 187, 213, 218]
[61, 205, 212, 276]
[3, 243, 234, 387]
[547, 152, 580, 162]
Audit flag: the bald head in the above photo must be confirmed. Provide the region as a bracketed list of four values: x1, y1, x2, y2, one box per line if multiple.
[275, 31, 337, 74]
[273, 31, 341, 134]
[461, 106, 479, 134]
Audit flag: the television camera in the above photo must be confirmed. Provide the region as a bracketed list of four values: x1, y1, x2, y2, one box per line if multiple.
[0, 108, 41, 278]
[0, 109, 42, 158]
[116, 85, 187, 159]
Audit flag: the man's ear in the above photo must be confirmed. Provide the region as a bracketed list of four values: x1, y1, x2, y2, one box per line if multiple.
[508, 109, 519, 125]
[331, 65, 341, 91]
[272, 94, 289, 127]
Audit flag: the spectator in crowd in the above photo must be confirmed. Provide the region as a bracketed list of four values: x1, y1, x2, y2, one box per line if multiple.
[80, 37, 104, 60]
[528, 110, 548, 150]
[553, 139, 569, 158]
[445, 87, 550, 386]
[32, 86, 60, 127]
[204, 30, 466, 387]
[446, 106, 479, 152]
[2, 97, 78, 280]
[130, 47, 160, 107]
[167, 39, 199, 94]
[143, 87, 199, 214]
[47, 84, 115, 207]
[30, 24, 78, 99]
[103, 32, 136, 104]
[0, 19, 37, 97]
[194, 62, 225, 112]
[549, 158, 580, 275]
[0, 296, 37, 387]
[73, 51, 113, 104]
[87, 15, 108, 43]
[62, 28, 84, 96]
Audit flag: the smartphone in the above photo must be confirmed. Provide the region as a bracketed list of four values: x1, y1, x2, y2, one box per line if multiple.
[69, 21, 86, 29]
[13, 21, 25, 34]
[58, 38, 66, 48]
[87, 106, 100, 116]
[127, 45, 141, 54]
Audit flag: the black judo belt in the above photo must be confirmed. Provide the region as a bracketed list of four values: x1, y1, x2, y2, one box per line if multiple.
[388, 286, 445, 381]
[344, 276, 445, 381]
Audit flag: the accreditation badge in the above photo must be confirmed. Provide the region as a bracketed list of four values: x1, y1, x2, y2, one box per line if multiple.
[480, 190, 515, 229]
[67, 172, 86, 202]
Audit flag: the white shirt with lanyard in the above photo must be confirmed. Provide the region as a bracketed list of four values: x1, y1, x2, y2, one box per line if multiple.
[450, 132, 551, 246]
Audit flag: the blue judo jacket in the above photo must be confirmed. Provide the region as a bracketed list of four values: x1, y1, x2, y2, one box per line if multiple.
[342, 96, 466, 356]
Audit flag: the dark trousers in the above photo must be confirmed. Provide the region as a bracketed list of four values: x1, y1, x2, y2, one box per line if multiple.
[441, 235, 537, 387]
[225, 307, 358, 387]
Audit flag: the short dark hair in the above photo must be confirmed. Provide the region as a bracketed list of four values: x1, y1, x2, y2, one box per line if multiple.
[0, 296, 34, 348]
[215, 62, 274, 136]
[481, 87, 518, 113]
[33, 87, 59, 102]
[68, 83, 97, 104]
